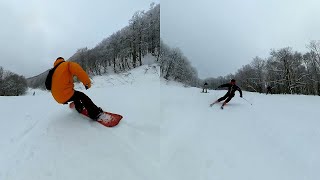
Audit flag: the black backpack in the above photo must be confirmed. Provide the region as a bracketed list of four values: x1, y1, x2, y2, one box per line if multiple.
[45, 61, 65, 90]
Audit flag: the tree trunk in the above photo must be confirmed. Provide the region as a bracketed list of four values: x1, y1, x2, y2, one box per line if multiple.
[113, 56, 116, 73]
[132, 46, 137, 68]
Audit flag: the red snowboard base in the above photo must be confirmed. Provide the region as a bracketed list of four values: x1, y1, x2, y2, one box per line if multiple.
[69, 102, 123, 127]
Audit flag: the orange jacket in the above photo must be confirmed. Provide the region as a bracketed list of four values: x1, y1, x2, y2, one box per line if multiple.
[51, 59, 91, 104]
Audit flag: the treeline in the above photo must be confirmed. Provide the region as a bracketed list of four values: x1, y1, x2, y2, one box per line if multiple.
[69, 3, 160, 75]
[0, 66, 27, 96]
[204, 40, 320, 95]
[160, 41, 199, 86]
[28, 3, 160, 89]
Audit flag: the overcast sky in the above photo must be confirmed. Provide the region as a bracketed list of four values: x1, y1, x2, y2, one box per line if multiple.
[161, 0, 320, 79]
[0, 0, 158, 78]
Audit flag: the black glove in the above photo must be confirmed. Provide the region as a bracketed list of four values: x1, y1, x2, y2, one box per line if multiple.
[85, 83, 91, 90]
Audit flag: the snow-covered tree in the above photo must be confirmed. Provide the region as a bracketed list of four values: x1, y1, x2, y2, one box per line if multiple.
[0, 67, 27, 96]
[207, 41, 320, 95]
[160, 41, 199, 86]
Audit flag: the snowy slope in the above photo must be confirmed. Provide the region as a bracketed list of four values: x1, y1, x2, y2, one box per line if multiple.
[0, 64, 160, 180]
[161, 80, 320, 180]
[2, 66, 320, 180]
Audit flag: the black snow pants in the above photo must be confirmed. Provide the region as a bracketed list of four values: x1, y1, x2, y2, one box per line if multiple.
[266, 90, 272, 95]
[66, 91, 102, 120]
[218, 92, 234, 103]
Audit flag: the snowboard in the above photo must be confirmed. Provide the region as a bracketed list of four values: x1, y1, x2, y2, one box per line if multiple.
[69, 102, 123, 127]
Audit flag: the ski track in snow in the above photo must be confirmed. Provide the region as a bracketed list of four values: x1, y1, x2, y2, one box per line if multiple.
[12, 117, 40, 144]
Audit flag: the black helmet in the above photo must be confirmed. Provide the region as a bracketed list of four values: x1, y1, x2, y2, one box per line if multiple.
[231, 79, 236, 83]
[56, 57, 64, 60]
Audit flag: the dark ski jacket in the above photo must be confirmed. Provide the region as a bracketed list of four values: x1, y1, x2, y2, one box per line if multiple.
[218, 83, 242, 97]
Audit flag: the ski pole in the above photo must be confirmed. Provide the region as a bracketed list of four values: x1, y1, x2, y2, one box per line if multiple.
[241, 97, 252, 105]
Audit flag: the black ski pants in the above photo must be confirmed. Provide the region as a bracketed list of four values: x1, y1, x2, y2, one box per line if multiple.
[266, 90, 272, 95]
[218, 92, 234, 103]
[66, 91, 101, 120]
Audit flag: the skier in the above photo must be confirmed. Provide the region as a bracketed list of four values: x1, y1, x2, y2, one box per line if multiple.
[266, 86, 272, 95]
[202, 82, 208, 93]
[50, 57, 108, 121]
[210, 79, 243, 109]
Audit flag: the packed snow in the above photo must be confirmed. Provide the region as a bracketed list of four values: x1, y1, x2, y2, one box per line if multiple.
[0, 64, 160, 180]
[2, 63, 320, 180]
[161, 80, 320, 180]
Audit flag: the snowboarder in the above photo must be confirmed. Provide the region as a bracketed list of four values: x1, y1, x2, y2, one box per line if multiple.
[202, 82, 208, 93]
[49, 57, 108, 121]
[210, 79, 243, 109]
[266, 86, 272, 95]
